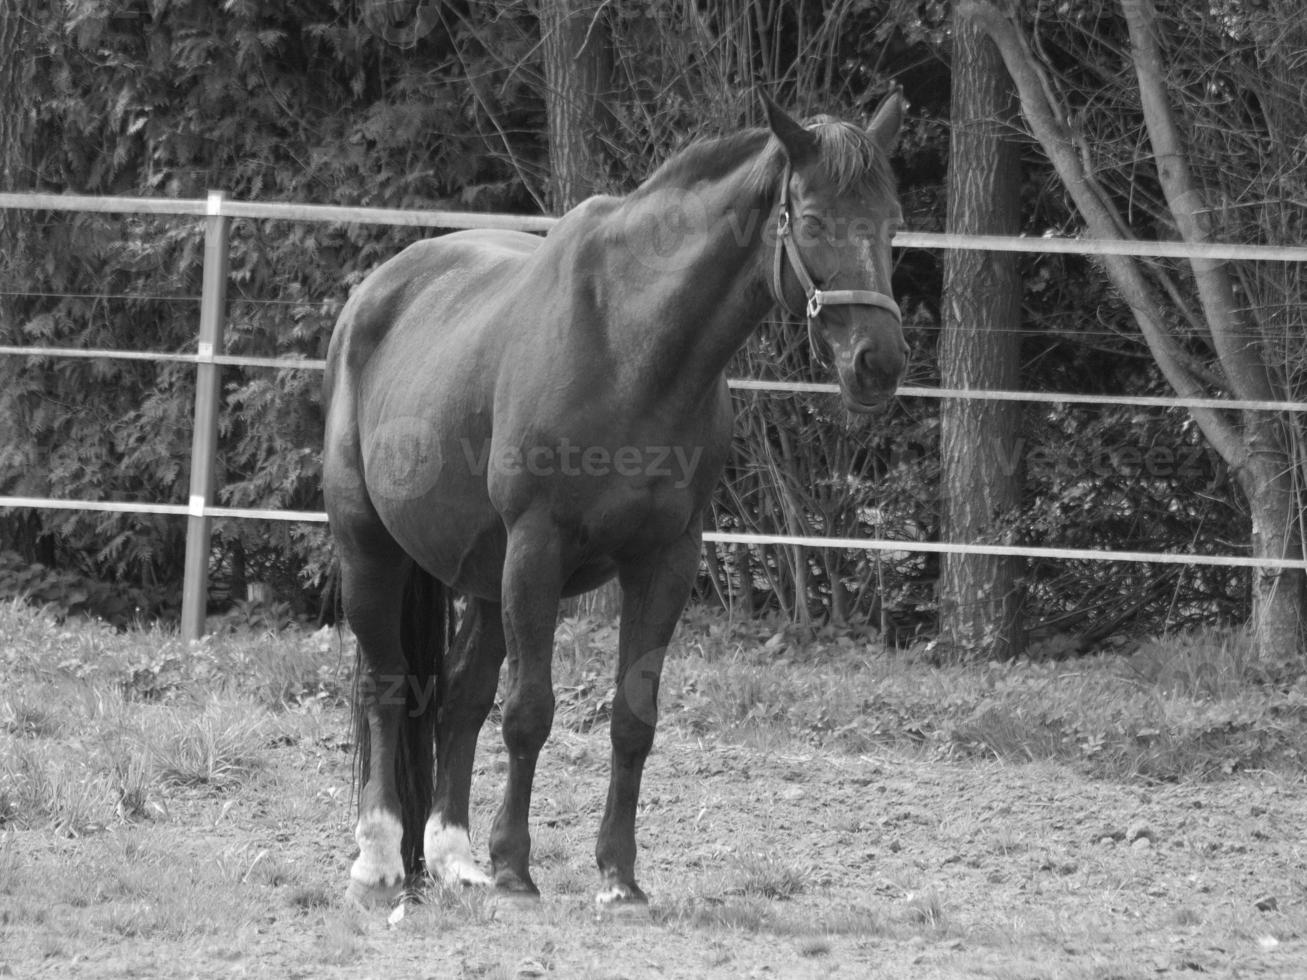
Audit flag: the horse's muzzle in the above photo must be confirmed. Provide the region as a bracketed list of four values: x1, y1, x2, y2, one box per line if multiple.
[839, 336, 909, 412]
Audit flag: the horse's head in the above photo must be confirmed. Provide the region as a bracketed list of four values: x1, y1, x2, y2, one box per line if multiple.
[763, 91, 908, 412]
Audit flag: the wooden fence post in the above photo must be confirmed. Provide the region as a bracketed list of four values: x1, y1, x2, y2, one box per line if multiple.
[181, 191, 230, 642]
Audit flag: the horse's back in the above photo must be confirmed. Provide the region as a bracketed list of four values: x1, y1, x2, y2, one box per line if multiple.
[327, 229, 540, 385]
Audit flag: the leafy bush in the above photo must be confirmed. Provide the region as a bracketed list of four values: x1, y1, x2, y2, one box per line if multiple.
[0, 549, 163, 626]
[0, 0, 1280, 650]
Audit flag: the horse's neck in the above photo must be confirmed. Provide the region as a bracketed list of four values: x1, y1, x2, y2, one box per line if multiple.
[600, 168, 775, 407]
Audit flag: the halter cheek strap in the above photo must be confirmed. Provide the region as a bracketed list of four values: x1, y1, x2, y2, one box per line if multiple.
[770, 163, 902, 324]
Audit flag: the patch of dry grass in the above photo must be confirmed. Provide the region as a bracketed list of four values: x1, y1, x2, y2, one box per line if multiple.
[552, 611, 1307, 782]
[150, 701, 268, 790]
[1, 600, 1305, 977]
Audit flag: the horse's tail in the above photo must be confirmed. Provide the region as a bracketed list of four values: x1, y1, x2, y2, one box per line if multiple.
[352, 564, 451, 875]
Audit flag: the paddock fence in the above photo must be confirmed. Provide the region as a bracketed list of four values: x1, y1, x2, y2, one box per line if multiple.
[2, 190, 1306, 640]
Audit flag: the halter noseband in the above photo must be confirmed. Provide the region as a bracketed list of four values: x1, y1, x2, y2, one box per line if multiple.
[770, 163, 902, 326]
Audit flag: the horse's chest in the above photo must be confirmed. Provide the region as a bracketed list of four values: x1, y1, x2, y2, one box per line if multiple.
[573, 482, 697, 558]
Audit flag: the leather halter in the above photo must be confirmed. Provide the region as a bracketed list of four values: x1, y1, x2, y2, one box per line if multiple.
[770, 163, 902, 326]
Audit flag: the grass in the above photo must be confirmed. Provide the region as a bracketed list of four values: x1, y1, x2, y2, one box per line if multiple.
[151, 702, 268, 790]
[1, 598, 1305, 974]
[3, 598, 1303, 842]
[0, 597, 346, 834]
[725, 850, 811, 900]
[0, 598, 349, 710]
[555, 611, 1307, 782]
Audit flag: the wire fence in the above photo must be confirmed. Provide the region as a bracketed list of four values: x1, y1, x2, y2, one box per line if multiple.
[3, 190, 1306, 637]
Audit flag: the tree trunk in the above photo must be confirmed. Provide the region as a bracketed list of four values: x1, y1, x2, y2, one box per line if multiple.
[0, 1, 37, 560]
[0, 0, 33, 280]
[961, 0, 1306, 658]
[542, 0, 618, 620]
[539, 0, 613, 213]
[939, 11, 1025, 658]
[1120, 0, 1304, 656]
[1240, 453, 1304, 655]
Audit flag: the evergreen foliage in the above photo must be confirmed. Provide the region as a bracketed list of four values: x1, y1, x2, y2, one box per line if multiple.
[0, 0, 1295, 648]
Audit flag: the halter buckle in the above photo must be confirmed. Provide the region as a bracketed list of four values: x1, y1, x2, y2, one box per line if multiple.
[806, 290, 823, 320]
[776, 208, 791, 238]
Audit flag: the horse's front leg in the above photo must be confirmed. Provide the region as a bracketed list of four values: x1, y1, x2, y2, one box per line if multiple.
[596, 527, 700, 908]
[488, 512, 562, 898]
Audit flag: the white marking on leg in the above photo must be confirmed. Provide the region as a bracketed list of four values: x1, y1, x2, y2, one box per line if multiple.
[595, 882, 633, 905]
[348, 809, 404, 903]
[425, 814, 492, 887]
[595, 879, 649, 914]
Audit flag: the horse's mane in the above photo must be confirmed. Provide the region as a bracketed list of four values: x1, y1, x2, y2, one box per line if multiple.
[631, 116, 896, 201]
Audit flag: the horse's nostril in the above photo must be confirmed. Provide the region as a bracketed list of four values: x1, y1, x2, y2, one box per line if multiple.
[855, 341, 907, 391]
[858, 345, 891, 376]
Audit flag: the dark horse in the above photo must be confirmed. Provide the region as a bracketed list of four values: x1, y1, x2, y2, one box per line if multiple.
[323, 92, 907, 909]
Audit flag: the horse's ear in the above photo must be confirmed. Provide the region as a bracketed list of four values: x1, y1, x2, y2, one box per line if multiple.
[866, 84, 906, 153]
[759, 90, 819, 166]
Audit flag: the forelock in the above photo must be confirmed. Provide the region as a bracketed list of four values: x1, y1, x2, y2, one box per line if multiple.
[744, 115, 897, 201]
[805, 116, 897, 197]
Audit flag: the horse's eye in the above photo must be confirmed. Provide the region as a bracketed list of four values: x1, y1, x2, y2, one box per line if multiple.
[800, 214, 825, 237]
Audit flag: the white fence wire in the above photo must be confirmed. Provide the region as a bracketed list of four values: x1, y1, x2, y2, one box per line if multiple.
[2, 191, 1305, 634]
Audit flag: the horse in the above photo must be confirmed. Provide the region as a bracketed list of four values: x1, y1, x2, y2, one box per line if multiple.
[322, 90, 907, 910]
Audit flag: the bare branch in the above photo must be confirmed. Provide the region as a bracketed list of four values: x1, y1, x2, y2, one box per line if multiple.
[1120, 0, 1277, 405]
[957, 0, 1246, 470]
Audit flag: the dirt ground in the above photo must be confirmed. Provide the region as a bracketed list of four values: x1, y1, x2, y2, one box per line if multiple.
[2, 704, 1305, 979]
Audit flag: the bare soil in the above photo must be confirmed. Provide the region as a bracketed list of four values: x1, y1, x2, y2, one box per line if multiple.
[2, 704, 1304, 979]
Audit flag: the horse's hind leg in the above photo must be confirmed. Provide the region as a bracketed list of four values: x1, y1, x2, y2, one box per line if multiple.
[339, 534, 414, 906]
[425, 597, 505, 887]
[596, 529, 700, 908]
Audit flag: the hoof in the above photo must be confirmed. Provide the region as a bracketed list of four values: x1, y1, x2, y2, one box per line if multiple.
[488, 887, 542, 918]
[489, 869, 541, 911]
[350, 810, 404, 909]
[433, 857, 493, 889]
[595, 880, 649, 914]
[425, 818, 493, 889]
[492, 867, 539, 896]
[345, 875, 404, 909]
